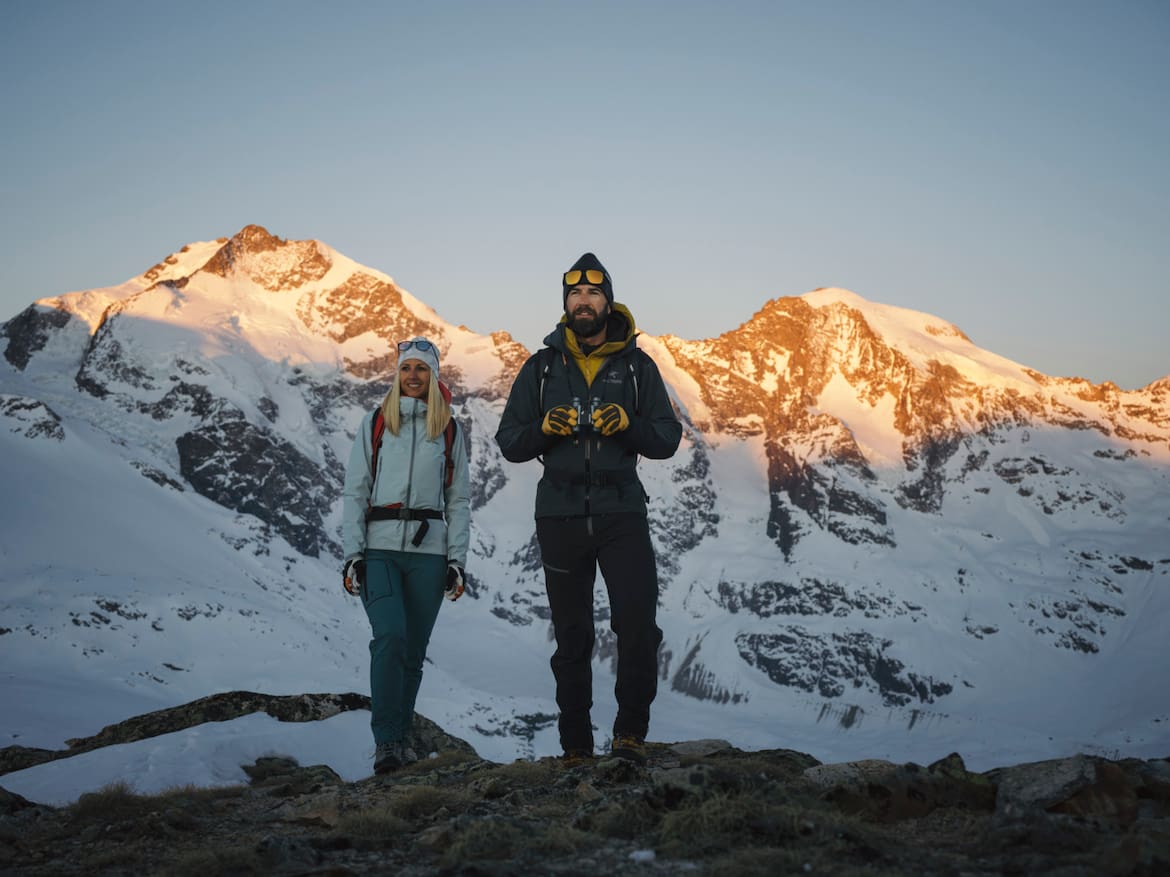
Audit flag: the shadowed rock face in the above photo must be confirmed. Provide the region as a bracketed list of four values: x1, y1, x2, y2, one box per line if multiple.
[2, 306, 72, 370]
[0, 396, 64, 441]
[1, 694, 1167, 875]
[176, 419, 339, 558]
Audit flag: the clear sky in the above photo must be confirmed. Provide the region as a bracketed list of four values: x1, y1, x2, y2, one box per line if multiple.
[2, 0, 1167, 389]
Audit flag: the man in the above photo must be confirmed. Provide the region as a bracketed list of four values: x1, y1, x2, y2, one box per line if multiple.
[495, 252, 682, 765]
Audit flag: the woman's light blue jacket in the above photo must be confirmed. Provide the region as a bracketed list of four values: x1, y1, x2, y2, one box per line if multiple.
[341, 396, 470, 567]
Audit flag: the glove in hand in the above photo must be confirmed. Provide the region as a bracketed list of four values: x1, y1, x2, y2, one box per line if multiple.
[591, 402, 629, 436]
[445, 563, 465, 601]
[542, 405, 578, 436]
[342, 556, 365, 596]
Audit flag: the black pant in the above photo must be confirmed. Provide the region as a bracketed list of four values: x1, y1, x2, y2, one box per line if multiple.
[536, 513, 664, 752]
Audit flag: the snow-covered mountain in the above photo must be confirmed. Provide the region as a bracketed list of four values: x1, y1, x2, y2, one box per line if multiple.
[3, 225, 1168, 780]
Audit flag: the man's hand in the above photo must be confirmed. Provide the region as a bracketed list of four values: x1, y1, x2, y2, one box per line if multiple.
[542, 405, 578, 436]
[445, 563, 465, 601]
[591, 402, 629, 436]
[342, 555, 365, 596]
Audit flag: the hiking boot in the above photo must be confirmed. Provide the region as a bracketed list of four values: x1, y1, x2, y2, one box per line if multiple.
[374, 741, 404, 775]
[610, 734, 646, 764]
[560, 748, 596, 768]
[399, 743, 421, 765]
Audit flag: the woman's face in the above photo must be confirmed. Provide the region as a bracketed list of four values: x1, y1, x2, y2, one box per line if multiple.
[399, 359, 431, 399]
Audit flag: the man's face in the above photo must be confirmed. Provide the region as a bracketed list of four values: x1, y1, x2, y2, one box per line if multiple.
[565, 285, 609, 338]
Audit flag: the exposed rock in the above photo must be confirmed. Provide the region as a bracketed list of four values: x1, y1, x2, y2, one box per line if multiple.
[176, 419, 338, 557]
[0, 395, 64, 441]
[0, 697, 1167, 875]
[737, 627, 954, 706]
[200, 225, 332, 291]
[0, 691, 470, 774]
[1, 304, 72, 370]
[802, 752, 996, 821]
[0, 785, 39, 816]
[668, 739, 732, 757]
[987, 753, 1170, 826]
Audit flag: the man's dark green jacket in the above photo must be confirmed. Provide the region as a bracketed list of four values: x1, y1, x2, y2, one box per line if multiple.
[495, 304, 682, 519]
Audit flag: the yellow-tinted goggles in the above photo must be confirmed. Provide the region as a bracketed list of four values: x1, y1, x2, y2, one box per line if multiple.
[563, 269, 606, 286]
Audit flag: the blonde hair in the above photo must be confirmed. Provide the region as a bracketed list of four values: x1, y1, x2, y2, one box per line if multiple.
[381, 370, 451, 439]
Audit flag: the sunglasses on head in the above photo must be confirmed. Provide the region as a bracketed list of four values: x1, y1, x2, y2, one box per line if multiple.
[563, 269, 606, 286]
[397, 338, 436, 353]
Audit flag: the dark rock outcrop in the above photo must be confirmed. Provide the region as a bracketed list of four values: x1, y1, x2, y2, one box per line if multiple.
[1, 696, 1166, 876]
[1, 305, 72, 370]
[176, 421, 339, 557]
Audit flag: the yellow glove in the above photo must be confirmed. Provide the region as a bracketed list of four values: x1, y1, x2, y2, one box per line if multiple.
[591, 403, 629, 436]
[542, 405, 578, 436]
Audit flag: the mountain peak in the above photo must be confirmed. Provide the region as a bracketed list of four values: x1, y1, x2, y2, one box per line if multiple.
[198, 225, 332, 291]
[232, 223, 282, 250]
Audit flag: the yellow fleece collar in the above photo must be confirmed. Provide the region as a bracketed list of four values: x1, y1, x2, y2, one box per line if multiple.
[562, 303, 637, 387]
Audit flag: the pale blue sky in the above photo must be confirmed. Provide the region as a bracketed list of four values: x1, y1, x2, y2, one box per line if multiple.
[2, 0, 1167, 388]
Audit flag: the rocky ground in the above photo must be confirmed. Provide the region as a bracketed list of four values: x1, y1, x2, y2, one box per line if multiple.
[2, 692, 1168, 875]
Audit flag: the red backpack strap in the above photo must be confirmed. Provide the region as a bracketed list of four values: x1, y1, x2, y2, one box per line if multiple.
[442, 419, 458, 488]
[369, 408, 386, 485]
[438, 380, 457, 489]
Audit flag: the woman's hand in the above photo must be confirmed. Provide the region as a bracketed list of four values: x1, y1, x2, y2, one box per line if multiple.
[342, 556, 365, 596]
[445, 563, 465, 601]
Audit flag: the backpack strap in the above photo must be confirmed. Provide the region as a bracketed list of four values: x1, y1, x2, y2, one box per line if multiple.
[370, 407, 387, 486]
[536, 347, 563, 465]
[441, 417, 458, 488]
[537, 346, 559, 413]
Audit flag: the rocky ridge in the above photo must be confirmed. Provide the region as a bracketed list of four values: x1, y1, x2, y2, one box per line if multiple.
[1, 692, 1167, 876]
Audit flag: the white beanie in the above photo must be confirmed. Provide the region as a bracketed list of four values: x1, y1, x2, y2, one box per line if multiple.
[397, 337, 440, 378]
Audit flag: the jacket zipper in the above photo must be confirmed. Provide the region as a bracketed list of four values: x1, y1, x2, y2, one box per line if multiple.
[403, 399, 418, 551]
[584, 385, 598, 535]
[584, 428, 592, 533]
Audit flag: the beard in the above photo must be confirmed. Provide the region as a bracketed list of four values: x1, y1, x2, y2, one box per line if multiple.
[568, 303, 609, 339]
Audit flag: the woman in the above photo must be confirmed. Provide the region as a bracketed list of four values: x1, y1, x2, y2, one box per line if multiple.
[341, 337, 470, 774]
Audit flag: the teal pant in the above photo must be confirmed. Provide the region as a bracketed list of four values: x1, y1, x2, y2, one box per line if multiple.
[360, 549, 446, 744]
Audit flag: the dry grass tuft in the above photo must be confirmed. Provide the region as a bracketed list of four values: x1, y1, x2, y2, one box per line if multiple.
[434, 815, 592, 867]
[476, 758, 559, 786]
[66, 780, 246, 830]
[68, 781, 143, 823]
[402, 748, 479, 772]
[579, 794, 662, 839]
[657, 790, 808, 856]
[333, 807, 411, 843]
[390, 784, 470, 820]
[167, 844, 265, 876]
[439, 818, 529, 866]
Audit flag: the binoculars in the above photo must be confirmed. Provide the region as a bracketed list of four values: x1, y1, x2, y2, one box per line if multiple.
[571, 396, 602, 434]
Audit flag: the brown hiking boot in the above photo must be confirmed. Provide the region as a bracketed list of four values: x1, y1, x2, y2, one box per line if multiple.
[560, 748, 596, 768]
[610, 734, 646, 764]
